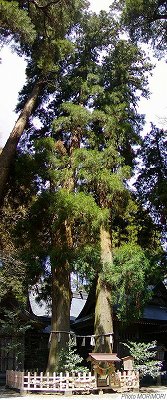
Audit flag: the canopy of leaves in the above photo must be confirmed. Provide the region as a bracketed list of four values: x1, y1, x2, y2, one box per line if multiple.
[120, 0, 167, 56]
[0, 0, 87, 50]
[0, 0, 36, 46]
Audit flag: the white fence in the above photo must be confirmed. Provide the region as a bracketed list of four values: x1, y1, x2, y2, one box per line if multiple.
[111, 370, 139, 391]
[6, 369, 139, 393]
[6, 370, 96, 393]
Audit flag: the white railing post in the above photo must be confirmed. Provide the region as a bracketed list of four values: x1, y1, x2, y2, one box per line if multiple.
[27, 371, 31, 391]
[46, 371, 49, 389]
[60, 372, 63, 390]
[66, 371, 69, 390]
[40, 372, 43, 389]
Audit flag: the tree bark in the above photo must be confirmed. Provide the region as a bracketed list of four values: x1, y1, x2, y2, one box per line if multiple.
[0, 80, 43, 205]
[100, 225, 113, 265]
[46, 258, 71, 373]
[94, 225, 113, 353]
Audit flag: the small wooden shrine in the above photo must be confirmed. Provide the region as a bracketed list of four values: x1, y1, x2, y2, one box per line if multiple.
[88, 353, 139, 392]
[88, 353, 121, 388]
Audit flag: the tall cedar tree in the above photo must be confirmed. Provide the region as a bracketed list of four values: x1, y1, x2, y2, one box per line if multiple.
[70, 38, 152, 352]
[2, 5, 163, 370]
[13, 10, 118, 371]
[19, 9, 154, 359]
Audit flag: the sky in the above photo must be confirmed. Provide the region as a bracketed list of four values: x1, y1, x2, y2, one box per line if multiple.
[0, 0, 167, 147]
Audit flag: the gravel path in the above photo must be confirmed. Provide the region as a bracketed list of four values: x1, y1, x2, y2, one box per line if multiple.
[1, 387, 167, 400]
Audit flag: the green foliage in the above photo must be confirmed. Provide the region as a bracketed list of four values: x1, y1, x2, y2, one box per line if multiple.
[135, 125, 167, 239]
[111, 195, 164, 258]
[37, 39, 75, 73]
[0, 309, 31, 370]
[103, 243, 153, 321]
[120, 0, 167, 55]
[0, 254, 27, 304]
[0, 0, 86, 51]
[72, 244, 101, 282]
[73, 147, 129, 181]
[19, 186, 106, 245]
[58, 339, 88, 373]
[123, 340, 162, 379]
[49, 189, 107, 232]
[53, 103, 91, 132]
[0, 309, 31, 336]
[0, 0, 36, 46]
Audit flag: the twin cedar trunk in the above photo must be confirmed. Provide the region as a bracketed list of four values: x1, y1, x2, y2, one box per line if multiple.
[47, 225, 114, 371]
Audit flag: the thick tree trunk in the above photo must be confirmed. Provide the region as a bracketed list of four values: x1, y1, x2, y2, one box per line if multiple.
[94, 225, 113, 353]
[46, 126, 80, 372]
[46, 259, 71, 373]
[0, 81, 43, 205]
[46, 219, 73, 373]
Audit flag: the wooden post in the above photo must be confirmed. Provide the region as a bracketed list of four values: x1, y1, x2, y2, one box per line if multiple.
[20, 371, 26, 397]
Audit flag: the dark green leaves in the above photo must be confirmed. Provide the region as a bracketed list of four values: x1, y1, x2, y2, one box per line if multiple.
[103, 243, 153, 321]
[121, 0, 167, 55]
[135, 125, 167, 237]
[0, 0, 36, 45]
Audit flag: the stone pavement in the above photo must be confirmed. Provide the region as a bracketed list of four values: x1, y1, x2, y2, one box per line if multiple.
[1, 386, 167, 400]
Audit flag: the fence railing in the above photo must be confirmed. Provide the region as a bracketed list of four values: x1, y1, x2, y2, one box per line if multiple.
[112, 370, 139, 391]
[6, 369, 139, 393]
[6, 370, 96, 393]
[6, 370, 24, 390]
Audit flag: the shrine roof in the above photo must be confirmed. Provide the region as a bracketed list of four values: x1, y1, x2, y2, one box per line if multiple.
[143, 305, 167, 320]
[88, 353, 121, 362]
[29, 290, 86, 319]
